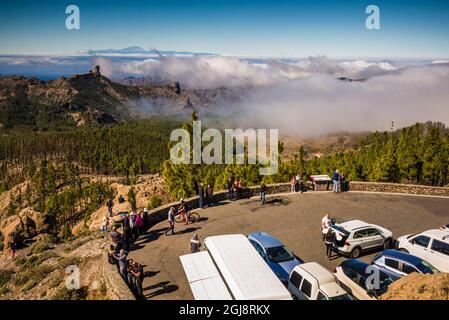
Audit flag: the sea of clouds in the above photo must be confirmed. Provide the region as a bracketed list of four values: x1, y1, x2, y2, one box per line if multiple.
[0, 51, 448, 135]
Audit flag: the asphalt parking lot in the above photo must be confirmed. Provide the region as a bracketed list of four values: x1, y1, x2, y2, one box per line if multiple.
[129, 191, 449, 300]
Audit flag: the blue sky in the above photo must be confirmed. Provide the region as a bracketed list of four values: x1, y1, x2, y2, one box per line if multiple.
[0, 0, 448, 58]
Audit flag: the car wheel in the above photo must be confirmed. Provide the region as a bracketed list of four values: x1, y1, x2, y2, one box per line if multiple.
[399, 248, 409, 254]
[350, 247, 361, 259]
[383, 238, 392, 249]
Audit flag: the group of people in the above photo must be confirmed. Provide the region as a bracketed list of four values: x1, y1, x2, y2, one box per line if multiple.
[197, 182, 215, 209]
[290, 174, 304, 194]
[108, 246, 145, 298]
[227, 177, 243, 200]
[108, 210, 146, 253]
[332, 170, 347, 193]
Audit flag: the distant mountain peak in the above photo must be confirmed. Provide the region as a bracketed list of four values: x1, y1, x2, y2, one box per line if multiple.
[87, 46, 217, 57]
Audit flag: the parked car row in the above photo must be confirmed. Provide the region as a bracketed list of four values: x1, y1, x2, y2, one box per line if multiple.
[248, 220, 449, 300]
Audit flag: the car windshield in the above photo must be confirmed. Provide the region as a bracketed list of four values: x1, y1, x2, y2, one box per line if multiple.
[330, 293, 354, 301]
[266, 246, 294, 263]
[416, 261, 439, 274]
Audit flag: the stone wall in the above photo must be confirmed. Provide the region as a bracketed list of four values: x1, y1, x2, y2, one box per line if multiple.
[347, 181, 449, 197]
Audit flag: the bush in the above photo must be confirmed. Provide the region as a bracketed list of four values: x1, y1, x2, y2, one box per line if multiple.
[14, 265, 54, 287]
[0, 269, 14, 288]
[147, 196, 162, 209]
[61, 223, 72, 241]
[58, 256, 81, 269]
[31, 241, 52, 254]
[99, 281, 107, 296]
[52, 286, 89, 300]
[127, 186, 137, 211]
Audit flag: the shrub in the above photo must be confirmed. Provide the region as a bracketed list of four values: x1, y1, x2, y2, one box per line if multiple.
[61, 223, 72, 241]
[147, 196, 162, 209]
[99, 282, 107, 296]
[58, 256, 81, 269]
[52, 286, 89, 300]
[14, 265, 54, 287]
[0, 269, 14, 288]
[31, 241, 52, 254]
[127, 186, 137, 211]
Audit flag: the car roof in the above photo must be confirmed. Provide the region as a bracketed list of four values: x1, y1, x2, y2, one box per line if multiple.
[379, 249, 423, 265]
[248, 232, 283, 248]
[337, 219, 370, 231]
[421, 229, 449, 242]
[294, 262, 335, 284]
[341, 259, 390, 280]
[320, 282, 348, 297]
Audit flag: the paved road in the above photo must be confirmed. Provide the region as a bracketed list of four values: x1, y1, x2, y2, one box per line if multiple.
[128, 191, 449, 300]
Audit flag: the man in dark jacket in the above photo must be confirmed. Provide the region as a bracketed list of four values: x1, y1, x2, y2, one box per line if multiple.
[198, 182, 205, 209]
[324, 228, 336, 259]
[260, 183, 267, 205]
[227, 178, 234, 200]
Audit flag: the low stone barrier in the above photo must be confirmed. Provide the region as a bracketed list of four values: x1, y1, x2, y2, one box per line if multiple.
[348, 181, 449, 197]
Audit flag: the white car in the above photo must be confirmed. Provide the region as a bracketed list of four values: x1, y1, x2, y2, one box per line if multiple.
[397, 229, 449, 272]
[330, 220, 394, 258]
[288, 262, 353, 300]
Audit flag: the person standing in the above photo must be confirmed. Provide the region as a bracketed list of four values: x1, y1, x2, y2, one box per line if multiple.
[332, 170, 340, 193]
[9, 239, 17, 259]
[227, 177, 234, 200]
[340, 173, 346, 192]
[190, 234, 202, 253]
[260, 182, 267, 205]
[135, 211, 144, 237]
[290, 176, 296, 194]
[165, 206, 176, 236]
[321, 214, 332, 230]
[106, 198, 114, 216]
[295, 173, 303, 193]
[178, 198, 188, 225]
[324, 228, 336, 259]
[126, 259, 135, 286]
[198, 182, 205, 209]
[142, 207, 149, 229]
[101, 215, 110, 234]
[114, 249, 128, 279]
[130, 261, 144, 298]
[234, 178, 242, 199]
[206, 184, 214, 206]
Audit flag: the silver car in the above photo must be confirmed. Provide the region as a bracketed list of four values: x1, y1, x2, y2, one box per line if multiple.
[330, 220, 394, 258]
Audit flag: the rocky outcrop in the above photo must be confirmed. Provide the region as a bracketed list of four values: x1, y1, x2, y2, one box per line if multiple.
[0, 207, 50, 249]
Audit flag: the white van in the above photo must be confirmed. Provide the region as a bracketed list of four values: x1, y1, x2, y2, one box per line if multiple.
[397, 229, 449, 273]
[288, 262, 353, 300]
[180, 234, 292, 300]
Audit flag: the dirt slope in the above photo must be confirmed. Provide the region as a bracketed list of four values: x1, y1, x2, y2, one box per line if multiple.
[381, 273, 449, 300]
